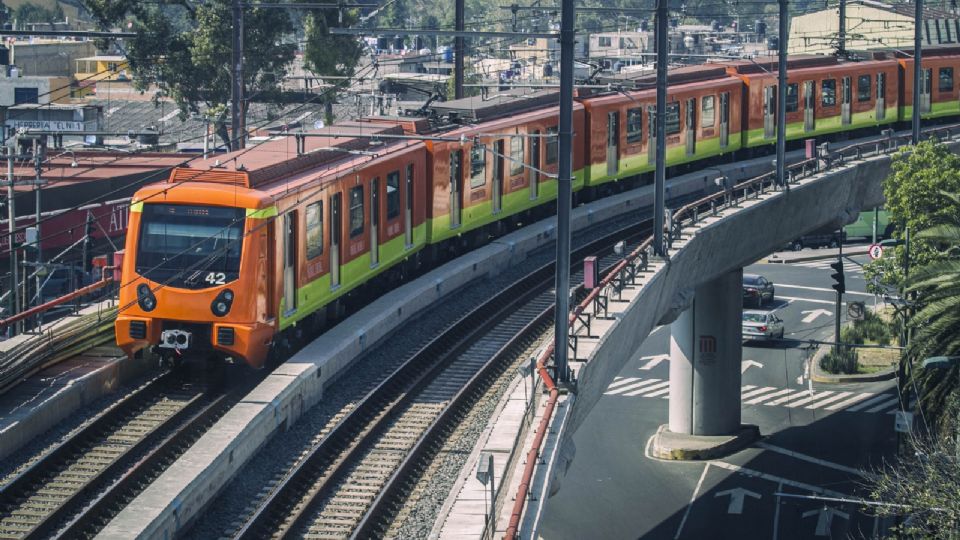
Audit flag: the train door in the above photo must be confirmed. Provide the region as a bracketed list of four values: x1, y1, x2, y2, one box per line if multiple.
[282, 210, 297, 314]
[647, 106, 656, 161]
[330, 193, 341, 287]
[606, 111, 619, 176]
[764, 85, 776, 139]
[804, 81, 816, 132]
[719, 92, 729, 148]
[876, 72, 886, 121]
[530, 130, 540, 199]
[493, 141, 503, 214]
[841, 76, 852, 125]
[921, 68, 933, 113]
[370, 177, 379, 266]
[685, 98, 697, 156]
[404, 165, 413, 247]
[449, 149, 462, 228]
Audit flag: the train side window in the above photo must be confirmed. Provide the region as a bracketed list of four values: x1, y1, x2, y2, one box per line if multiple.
[626, 108, 642, 143]
[822, 79, 836, 107]
[785, 84, 799, 112]
[545, 127, 558, 164]
[470, 144, 486, 188]
[857, 75, 871, 102]
[305, 201, 323, 259]
[940, 67, 954, 92]
[349, 185, 364, 238]
[665, 102, 681, 135]
[701, 96, 715, 127]
[386, 170, 400, 220]
[510, 136, 524, 176]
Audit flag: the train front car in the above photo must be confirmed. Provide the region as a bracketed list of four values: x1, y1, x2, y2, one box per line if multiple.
[116, 177, 276, 369]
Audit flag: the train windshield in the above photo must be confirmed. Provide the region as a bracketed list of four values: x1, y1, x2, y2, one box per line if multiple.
[136, 203, 245, 289]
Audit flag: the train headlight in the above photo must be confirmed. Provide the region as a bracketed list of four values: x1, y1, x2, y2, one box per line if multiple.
[137, 284, 157, 312]
[211, 289, 234, 317]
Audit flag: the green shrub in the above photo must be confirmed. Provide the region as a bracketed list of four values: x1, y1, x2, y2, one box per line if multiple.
[821, 347, 859, 374]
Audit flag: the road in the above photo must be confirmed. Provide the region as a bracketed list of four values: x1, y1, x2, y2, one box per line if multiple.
[539, 253, 904, 539]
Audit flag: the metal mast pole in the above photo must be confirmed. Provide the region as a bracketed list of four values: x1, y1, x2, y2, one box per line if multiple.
[6, 141, 17, 337]
[913, 0, 923, 145]
[553, 0, 574, 383]
[838, 0, 846, 57]
[776, 0, 788, 189]
[653, 0, 667, 256]
[231, 0, 244, 150]
[33, 147, 41, 313]
[454, 0, 465, 99]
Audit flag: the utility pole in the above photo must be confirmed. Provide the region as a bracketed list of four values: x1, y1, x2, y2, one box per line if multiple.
[6, 140, 17, 337]
[653, 0, 667, 256]
[833, 237, 844, 353]
[231, 0, 245, 151]
[776, 0, 788, 189]
[553, 0, 574, 383]
[33, 145, 42, 316]
[913, 0, 923, 145]
[454, 0, 465, 99]
[838, 0, 846, 57]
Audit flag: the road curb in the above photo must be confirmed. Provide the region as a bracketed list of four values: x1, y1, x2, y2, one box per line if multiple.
[810, 344, 897, 383]
[650, 424, 760, 461]
[766, 246, 870, 264]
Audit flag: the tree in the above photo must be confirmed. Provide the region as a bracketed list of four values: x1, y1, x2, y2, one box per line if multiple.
[14, 2, 64, 24]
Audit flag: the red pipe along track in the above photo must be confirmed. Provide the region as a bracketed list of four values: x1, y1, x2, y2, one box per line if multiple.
[0, 269, 114, 330]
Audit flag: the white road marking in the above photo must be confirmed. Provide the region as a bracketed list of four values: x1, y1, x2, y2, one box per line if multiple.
[756, 442, 871, 478]
[607, 377, 641, 389]
[745, 388, 794, 405]
[604, 378, 662, 395]
[710, 461, 846, 498]
[640, 354, 670, 370]
[804, 391, 854, 409]
[741, 360, 763, 374]
[634, 384, 672, 397]
[777, 295, 844, 306]
[824, 392, 876, 411]
[801, 309, 833, 323]
[674, 463, 710, 540]
[785, 391, 835, 408]
[865, 397, 901, 413]
[621, 381, 670, 397]
[766, 389, 812, 406]
[742, 386, 778, 399]
[845, 394, 893, 412]
[778, 283, 873, 297]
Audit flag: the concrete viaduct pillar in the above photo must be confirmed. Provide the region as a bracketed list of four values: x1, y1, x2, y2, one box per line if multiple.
[654, 268, 759, 459]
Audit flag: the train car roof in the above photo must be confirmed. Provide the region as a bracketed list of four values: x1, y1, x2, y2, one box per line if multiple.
[595, 64, 732, 89]
[428, 88, 562, 123]
[168, 121, 408, 190]
[724, 55, 838, 74]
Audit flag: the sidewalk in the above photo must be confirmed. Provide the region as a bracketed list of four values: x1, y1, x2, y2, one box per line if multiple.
[766, 243, 871, 264]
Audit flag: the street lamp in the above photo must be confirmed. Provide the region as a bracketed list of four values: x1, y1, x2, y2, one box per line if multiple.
[921, 356, 960, 459]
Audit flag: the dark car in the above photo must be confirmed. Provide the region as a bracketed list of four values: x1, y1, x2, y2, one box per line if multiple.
[743, 274, 775, 307]
[786, 230, 847, 251]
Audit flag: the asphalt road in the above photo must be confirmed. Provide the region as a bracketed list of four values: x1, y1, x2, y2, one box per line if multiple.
[539, 253, 904, 540]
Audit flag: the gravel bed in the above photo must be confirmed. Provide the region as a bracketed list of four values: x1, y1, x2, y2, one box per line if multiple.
[183, 200, 669, 539]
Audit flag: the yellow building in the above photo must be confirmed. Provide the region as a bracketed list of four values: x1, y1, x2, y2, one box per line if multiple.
[75, 56, 130, 82]
[789, 0, 960, 55]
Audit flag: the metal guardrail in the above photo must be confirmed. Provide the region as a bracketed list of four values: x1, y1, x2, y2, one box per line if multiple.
[504, 124, 960, 539]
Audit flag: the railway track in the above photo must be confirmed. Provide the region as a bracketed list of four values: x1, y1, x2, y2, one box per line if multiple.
[0, 369, 237, 539]
[231, 217, 653, 540]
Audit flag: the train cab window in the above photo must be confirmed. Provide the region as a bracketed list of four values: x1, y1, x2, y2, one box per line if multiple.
[665, 102, 681, 135]
[785, 84, 799, 112]
[702, 96, 715, 127]
[857, 75, 871, 102]
[822, 79, 837, 107]
[349, 185, 364, 238]
[510, 136, 524, 176]
[470, 144, 486, 188]
[545, 127, 558, 164]
[940, 67, 954, 92]
[626, 108, 643, 143]
[386, 171, 400, 219]
[305, 201, 323, 259]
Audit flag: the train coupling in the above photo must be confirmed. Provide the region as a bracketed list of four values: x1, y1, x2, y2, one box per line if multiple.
[159, 329, 192, 351]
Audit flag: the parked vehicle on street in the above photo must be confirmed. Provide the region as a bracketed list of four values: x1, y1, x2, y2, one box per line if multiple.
[742, 274, 775, 307]
[785, 229, 846, 251]
[742, 309, 785, 340]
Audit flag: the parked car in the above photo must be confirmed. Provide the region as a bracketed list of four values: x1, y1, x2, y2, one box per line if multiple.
[742, 310, 785, 340]
[785, 230, 847, 251]
[742, 274, 775, 307]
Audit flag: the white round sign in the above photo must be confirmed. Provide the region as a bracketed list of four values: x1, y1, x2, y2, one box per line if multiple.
[868, 243, 883, 260]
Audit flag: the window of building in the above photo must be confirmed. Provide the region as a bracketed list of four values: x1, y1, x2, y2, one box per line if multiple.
[349, 185, 364, 238]
[386, 171, 400, 219]
[702, 96, 716, 127]
[626, 108, 643, 143]
[13, 87, 38, 105]
[470, 144, 486, 188]
[545, 127, 558, 164]
[857, 75, 871, 102]
[822, 79, 837, 106]
[510, 136, 524, 176]
[665, 102, 681, 134]
[785, 84, 799, 112]
[305, 201, 323, 259]
[599, 36, 612, 47]
[940, 67, 954, 92]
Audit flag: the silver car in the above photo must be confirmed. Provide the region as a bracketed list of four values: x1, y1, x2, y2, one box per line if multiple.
[742, 310, 785, 340]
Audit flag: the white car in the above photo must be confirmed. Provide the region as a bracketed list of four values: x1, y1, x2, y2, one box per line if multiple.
[742, 310, 785, 340]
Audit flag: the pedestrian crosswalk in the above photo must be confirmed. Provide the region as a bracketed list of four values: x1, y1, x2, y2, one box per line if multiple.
[791, 260, 863, 274]
[605, 377, 907, 414]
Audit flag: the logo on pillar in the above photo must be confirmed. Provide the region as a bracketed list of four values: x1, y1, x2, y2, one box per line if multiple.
[699, 335, 717, 364]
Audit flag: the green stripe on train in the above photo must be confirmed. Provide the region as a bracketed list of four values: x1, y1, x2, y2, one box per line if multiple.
[900, 100, 960, 121]
[744, 106, 898, 148]
[585, 134, 743, 186]
[279, 222, 428, 330]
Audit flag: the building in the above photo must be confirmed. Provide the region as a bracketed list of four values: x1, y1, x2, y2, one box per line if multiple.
[789, 0, 960, 55]
[508, 37, 560, 66]
[4, 103, 101, 141]
[11, 40, 97, 77]
[0, 70, 70, 107]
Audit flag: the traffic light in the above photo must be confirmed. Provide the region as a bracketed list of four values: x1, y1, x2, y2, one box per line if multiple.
[830, 259, 845, 294]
